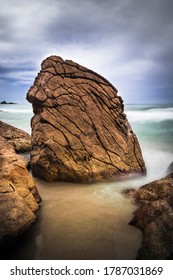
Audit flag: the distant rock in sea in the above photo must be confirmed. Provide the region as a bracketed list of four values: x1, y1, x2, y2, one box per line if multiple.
[0, 121, 41, 245]
[0, 101, 17, 104]
[27, 55, 146, 183]
[129, 172, 173, 259]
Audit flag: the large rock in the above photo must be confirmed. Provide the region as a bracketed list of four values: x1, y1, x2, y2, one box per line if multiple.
[129, 173, 173, 259]
[27, 55, 146, 183]
[0, 123, 41, 244]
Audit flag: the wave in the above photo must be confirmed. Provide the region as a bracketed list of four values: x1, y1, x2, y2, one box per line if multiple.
[125, 104, 173, 111]
[126, 107, 173, 122]
[0, 103, 33, 114]
[0, 109, 32, 113]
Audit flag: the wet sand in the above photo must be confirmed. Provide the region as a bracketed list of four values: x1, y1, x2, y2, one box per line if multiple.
[4, 179, 142, 260]
[0, 178, 142, 260]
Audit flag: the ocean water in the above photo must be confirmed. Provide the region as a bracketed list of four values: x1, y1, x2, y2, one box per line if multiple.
[0, 103, 33, 133]
[125, 104, 173, 183]
[0, 103, 173, 260]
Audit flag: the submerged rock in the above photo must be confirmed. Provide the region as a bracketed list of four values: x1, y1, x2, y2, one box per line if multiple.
[27, 55, 146, 183]
[129, 173, 173, 259]
[0, 123, 41, 244]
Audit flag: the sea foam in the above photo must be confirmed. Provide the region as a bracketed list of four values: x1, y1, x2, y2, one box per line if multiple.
[126, 106, 173, 122]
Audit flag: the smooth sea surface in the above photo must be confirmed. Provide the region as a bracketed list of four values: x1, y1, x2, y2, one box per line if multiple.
[0, 103, 173, 260]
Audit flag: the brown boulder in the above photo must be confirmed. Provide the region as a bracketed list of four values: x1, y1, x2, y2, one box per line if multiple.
[0, 120, 31, 152]
[0, 124, 41, 244]
[129, 173, 173, 259]
[27, 55, 146, 183]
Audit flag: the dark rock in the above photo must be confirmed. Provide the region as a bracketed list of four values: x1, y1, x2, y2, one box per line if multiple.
[27, 55, 146, 183]
[0, 123, 41, 244]
[167, 162, 173, 175]
[123, 188, 136, 195]
[129, 173, 173, 259]
[0, 101, 17, 104]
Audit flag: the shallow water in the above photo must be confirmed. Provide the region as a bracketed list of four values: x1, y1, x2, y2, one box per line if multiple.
[0, 103, 172, 260]
[36, 180, 143, 259]
[3, 179, 142, 260]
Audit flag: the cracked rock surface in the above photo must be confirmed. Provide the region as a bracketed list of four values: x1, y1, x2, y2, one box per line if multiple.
[27, 55, 146, 183]
[0, 120, 31, 153]
[0, 122, 41, 243]
[129, 172, 173, 259]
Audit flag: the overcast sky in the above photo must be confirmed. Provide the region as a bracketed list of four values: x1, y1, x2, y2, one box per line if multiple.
[0, 0, 173, 104]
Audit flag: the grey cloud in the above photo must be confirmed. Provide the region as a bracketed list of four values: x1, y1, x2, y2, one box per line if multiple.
[0, 0, 173, 103]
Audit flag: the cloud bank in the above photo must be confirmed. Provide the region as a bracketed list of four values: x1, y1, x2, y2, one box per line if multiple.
[0, 0, 173, 103]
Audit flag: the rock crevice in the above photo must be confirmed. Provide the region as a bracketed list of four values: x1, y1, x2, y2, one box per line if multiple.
[127, 172, 173, 259]
[0, 121, 41, 244]
[27, 55, 146, 183]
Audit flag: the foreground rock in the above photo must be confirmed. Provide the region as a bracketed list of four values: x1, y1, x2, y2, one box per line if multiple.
[0, 123, 41, 244]
[129, 173, 173, 259]
[27, 55, 146, 182]
[0, 120, 31, 153]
